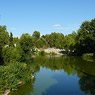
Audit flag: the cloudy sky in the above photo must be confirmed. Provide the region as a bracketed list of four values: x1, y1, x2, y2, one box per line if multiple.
[0, 0, 95, 37]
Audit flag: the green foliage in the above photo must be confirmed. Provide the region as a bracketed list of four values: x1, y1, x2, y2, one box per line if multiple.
[9, 32, 14, 47]
[49, 32, 64, 48]
[45, 52, 57, 56]
[63, 18, 95, 56]
[74, 19, 95, 55]
[0, 62, 31, 92]
[13, 37, 19, 44]
[2, 47, 21, 64]
[63, 32, 77, 50]
[18, 33, 33, 62]
[36, 37, 48, 48]
[50, 52, 57, 56]
[42, 34, 50, 47]
[0, 25, 9, 63]
[32, 31, 40, 42]
[82, 53, 94, 58]
[0, 26, 9, 47]
[39, 50, 45, 56]
[82, 53, 95, 62]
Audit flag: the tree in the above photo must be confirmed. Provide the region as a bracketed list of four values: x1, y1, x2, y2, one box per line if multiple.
[18, 33, 33, 62]
[9, 32, 14, 47]
[55, 33, 64, 49]
[42, 34, 50, 47]
[36, 37, 48, 48]
[75, 19, 95, 55]
[0, 25, 9, 63]
[49, 32, 64, 48]
[63, 32, 77, 51]
[13, 37, 19, 44]
[2, 47, 21, 64]
[32, 31, 40, 41]
[0, 26, 9, 47]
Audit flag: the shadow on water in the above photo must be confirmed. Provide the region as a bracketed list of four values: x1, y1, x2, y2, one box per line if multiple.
[59, 50, 68, 54]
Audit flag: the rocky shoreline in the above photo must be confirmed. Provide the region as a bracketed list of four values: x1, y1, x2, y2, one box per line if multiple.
[44, 48, 67, 55]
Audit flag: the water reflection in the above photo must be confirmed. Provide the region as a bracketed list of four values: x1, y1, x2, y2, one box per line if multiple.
[79, 75, 95, 95]
[10, 80, 35, 95]
[10, 56, 95, 95]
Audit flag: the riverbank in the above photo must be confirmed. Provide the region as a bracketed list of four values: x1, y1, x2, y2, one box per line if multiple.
[0, 62, 33, 95]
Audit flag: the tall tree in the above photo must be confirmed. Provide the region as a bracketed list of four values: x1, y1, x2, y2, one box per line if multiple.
[36, 37, 48, 48]
[63, 31, 77, 51]
[18, 33, 33, 62]
[32, 31, 40, 46]
[49, 32, 64, 48]
[0, 25, 9, 63]
[9, 32, 14, 47]
[75, 19, 95, 55]
[32, 31, 40, 40]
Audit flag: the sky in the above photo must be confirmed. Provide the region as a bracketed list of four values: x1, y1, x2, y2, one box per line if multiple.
[0, 0, 95, 37]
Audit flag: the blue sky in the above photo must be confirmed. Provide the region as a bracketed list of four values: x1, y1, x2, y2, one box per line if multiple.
[0, 0, 95, 37]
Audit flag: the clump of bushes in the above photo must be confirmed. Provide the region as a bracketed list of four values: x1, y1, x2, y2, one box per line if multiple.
[0, 62, 31, 92]
[39, 50, 45, 56]
[2, 47, 21, 64]
[39, 51, 57, 56]
[82, 53, 95, 62]
[50, 52, 57, 56]
[82, 53, 94, 58]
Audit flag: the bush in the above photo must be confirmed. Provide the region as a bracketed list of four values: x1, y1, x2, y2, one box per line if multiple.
[51, 52, 57, 56]
[39, 51, 45, 56]
[2, 47, 21, 64]
[45, 52, 57, 56]
[0, 62, 31, 92]
[82, 53, 94, 58]
[82, 53, 95, 62]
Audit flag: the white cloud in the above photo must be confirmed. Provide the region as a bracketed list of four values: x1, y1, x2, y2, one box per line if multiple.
[9, 27, 16, 31]
[54, 24, 80, 31]
[54, 24, 61, 27]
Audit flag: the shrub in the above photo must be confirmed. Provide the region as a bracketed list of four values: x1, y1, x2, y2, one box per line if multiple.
[82, 53, 94, 58]
[39, 51, 45, 56]
[0, 62, 31, 92]
[51, 52, 57, 56]
[2, 47, 21, 64]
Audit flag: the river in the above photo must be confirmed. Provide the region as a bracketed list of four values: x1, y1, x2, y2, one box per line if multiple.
[10, 56, 95, 95]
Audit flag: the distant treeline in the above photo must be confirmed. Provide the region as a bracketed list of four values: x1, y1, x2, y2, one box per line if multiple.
[0, 18, 95, 64]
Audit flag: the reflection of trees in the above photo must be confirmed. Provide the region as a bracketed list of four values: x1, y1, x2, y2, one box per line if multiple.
[31, 56, 95, 76]
[31, 56, 95, 95]
[79, 75, 95, 95]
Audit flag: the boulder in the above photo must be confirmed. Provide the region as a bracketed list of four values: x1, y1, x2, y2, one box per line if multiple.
[3, 90, 10, 95]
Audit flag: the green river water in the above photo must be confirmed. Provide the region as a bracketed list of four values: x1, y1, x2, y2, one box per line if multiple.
[10, 56, 95, 95]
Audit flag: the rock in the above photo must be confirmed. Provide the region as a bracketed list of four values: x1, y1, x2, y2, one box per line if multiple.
[31, 76, 34, 80]
[3, 90, 10, 95]
[44, 48, 66, 55]
[18, 81, 23, 85]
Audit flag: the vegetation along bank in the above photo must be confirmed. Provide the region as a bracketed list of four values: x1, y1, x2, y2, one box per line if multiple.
[0, 18, 95, 94]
